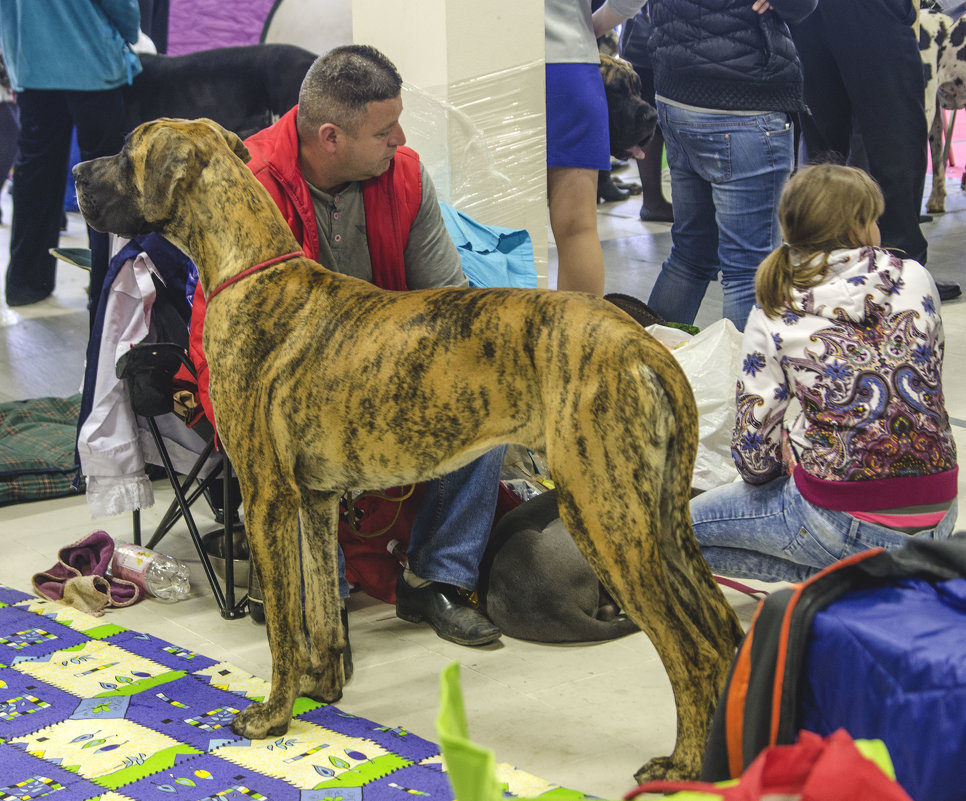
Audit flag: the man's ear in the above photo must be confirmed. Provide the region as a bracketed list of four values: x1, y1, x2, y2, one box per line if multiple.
[318, 122, 342, 153]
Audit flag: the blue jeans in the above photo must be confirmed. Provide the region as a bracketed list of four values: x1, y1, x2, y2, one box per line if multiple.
[690, 476, 959, 583]
[647, 101, 794, 331]
[338, 446, 507, 597]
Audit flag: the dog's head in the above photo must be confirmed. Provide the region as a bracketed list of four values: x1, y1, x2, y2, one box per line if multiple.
[938, 39, 966, 109]
[599, 54, 657, 160]
[73, 117, 251, 238]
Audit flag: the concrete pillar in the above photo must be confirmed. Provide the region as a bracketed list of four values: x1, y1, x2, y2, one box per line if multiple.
[353, 0, 548, 284]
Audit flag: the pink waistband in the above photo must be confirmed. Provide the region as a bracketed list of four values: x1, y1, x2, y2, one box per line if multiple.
[847, 509, 947, 529]
[793, 465, 959, 512]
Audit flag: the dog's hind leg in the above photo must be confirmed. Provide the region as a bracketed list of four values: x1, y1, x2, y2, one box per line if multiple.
[296, 489, 349, 702]
[550, 366, 742, 782]
[230, 482, 306, 739]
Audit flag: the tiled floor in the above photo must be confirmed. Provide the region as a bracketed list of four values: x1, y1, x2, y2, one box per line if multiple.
[0, 166, 964, 797]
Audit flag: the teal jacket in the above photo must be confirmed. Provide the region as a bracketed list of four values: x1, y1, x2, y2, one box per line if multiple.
[0, 0, 141, 92]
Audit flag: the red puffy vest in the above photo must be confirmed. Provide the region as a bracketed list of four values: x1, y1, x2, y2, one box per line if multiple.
[186, 106, 423, 431]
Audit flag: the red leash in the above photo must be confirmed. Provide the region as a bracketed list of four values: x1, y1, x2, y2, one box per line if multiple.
[206, 250, 303, 303]
[715, 575, 770, 600]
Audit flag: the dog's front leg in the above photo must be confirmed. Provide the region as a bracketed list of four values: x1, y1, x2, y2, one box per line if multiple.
[296, 489, 348, 701]
[231, 484, 305, 739]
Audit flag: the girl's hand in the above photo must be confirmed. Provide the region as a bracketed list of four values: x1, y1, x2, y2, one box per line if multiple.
[752, 0, 772, 13]
[781, 428, 798, 475]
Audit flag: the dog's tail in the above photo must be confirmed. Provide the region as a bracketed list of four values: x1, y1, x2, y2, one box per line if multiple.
[564, 614, 639, 643]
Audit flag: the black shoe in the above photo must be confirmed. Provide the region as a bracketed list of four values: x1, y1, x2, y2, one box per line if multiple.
[395, 576, 501, 646]
[639, 203, 674, 223]
[6, 287, 53, 306]
[936, 280, 962, 302]
[597, 173, 630, 204]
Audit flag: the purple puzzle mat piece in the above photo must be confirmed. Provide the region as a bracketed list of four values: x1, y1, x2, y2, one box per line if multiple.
[0, 666, 79, 738]
[0, 742, 104, 800]
[124, 673, 248, 751]
[344, 762, 457, 801]
[108, 629, 220, 672]
[0, 584, 36, 605]
[298, 704, 442, 763]
[0, 606, 90, 665]
[119, 751, 300, 801]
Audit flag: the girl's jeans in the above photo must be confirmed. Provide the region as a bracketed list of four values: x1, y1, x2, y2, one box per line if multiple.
[691, 475, 959, 583]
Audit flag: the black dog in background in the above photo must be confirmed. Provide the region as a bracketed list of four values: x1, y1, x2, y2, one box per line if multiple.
[478, 489, 639, 643]
[123, 44, 317, 137]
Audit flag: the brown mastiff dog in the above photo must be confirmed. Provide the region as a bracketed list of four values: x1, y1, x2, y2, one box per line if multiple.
[73, 118, 743, 783]
[599, 53, 658, 160]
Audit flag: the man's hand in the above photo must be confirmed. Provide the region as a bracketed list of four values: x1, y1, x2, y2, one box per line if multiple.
[752, 0, 773, 13]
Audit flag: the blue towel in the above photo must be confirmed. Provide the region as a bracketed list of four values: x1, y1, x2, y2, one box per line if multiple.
[440, 203, 537, 289]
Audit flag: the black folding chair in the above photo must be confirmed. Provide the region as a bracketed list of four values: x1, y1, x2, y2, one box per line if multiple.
[115, 341, 247, 619]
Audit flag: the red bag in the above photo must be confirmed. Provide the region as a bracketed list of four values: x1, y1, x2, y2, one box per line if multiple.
[338, 484, 426, 604]
[337, 482, 522, 604]
[626, 730, 912, 801]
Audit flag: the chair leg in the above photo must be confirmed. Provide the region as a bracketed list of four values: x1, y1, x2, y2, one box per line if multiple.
[144, 418, 246, 618]
[220, 453, 241, 618]
[146, 437, 219, 550]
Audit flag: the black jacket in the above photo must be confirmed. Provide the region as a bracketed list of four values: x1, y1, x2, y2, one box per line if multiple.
[648, 0, 816, 113]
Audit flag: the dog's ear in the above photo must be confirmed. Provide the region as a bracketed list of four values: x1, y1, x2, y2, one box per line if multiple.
[140, 127, 200, 222]
[197, 118, 252, 163]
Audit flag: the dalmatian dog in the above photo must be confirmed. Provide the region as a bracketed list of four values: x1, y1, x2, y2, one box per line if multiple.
[920, 2, 966, 213]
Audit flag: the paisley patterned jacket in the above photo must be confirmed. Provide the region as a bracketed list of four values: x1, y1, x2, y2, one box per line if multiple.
[733, 246, 958, 511]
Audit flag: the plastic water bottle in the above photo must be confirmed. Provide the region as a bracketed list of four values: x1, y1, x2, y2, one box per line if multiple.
[112, 543, 191, 601]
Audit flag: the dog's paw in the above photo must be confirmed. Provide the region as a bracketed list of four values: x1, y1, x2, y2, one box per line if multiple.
[231, 702, 292, 740]
[633, 755, 698, 784]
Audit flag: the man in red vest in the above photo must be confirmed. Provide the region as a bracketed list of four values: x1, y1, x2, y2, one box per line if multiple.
[189, 45, 503, 648]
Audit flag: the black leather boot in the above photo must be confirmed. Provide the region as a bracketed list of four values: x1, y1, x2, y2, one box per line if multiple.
[395, 574, 500, 646]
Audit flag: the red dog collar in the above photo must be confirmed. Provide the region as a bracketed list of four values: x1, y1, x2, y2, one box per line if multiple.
[206, 250, 303, 303]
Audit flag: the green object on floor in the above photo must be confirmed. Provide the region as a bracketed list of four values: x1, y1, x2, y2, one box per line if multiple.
[667, 321, 701, 336]
[0, 394, 81, 506]
[437, 662, 596, 801]
[49, 247, 92, 270]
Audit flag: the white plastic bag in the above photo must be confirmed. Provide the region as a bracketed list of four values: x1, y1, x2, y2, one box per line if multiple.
[647, 319, 742, 491]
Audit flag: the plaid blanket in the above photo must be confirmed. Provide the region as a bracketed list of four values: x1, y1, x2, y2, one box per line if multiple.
[0, 395, 81, 506]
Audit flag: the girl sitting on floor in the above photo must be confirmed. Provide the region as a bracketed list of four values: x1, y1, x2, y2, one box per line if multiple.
[691, 163, 959, 583]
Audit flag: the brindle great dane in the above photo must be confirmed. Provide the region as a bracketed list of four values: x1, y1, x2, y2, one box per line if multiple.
[72, 118, 743, 782]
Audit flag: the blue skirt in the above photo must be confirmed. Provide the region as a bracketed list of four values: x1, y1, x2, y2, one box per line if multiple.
[546, 62, 610, 170]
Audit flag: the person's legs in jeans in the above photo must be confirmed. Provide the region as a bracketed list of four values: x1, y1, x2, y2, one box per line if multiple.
[6, 90, 73, 306]
[647, 100, 719, 325]
[395, 446, 506, 645]
[692, 476, 960, 583]
[407, 445, 507, 592]
[690, 477, 823, 583]
[712, 112, 793, 330]
[67, 87, 128, 327]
